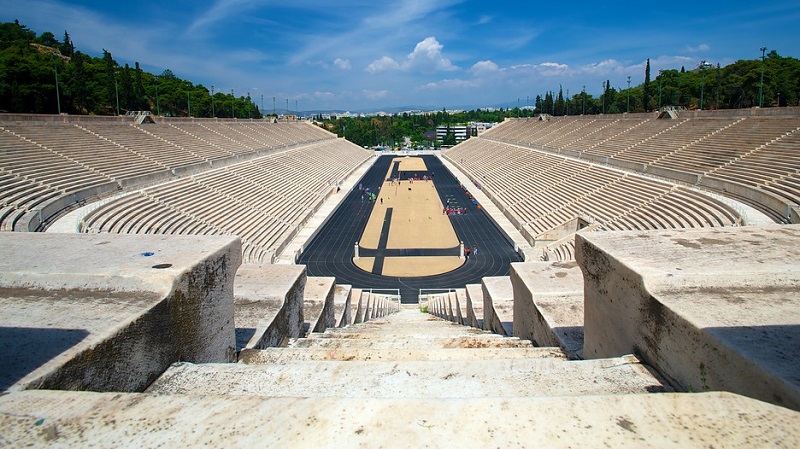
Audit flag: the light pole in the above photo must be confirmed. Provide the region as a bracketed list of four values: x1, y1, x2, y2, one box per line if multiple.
[52, 55, 61, 114]
[211, 85, 215, 117]
[155, 76, 160, 116]
[582, 85, 586, 115]
[699, 61, 706, 110]
[626, 76, 631, 113]
[114, 71, 120, 116]
[602, 81, 607, 114]
[758, 46, 766, 107]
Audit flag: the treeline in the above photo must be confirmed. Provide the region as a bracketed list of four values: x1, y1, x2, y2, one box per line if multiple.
[325, 52, 800, 147]
[532, 53, 800, 116]
[0, 20, 262, 118]
[326, 109, 511, 148]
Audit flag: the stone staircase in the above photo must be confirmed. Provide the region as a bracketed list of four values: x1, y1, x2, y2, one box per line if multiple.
[148, 309, 668, 398]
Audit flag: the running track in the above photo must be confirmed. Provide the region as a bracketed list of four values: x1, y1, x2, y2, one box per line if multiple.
[298, 155, 522, 302]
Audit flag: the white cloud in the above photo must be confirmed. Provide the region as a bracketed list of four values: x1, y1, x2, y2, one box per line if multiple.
[687, 43, 711, 53]
[333, 58, 352, 70]
[405, 37, 458, 72]
[366, 36, 458, 74]
[421, 78, 479, 90]
[366, 56, 401, 73]
[470, 60, 499, 75]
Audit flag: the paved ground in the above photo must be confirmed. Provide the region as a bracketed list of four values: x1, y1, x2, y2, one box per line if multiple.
[298, 155, 522, 302]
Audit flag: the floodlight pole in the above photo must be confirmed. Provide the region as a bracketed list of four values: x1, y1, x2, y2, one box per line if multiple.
[155, 76, 160, 116]
[626, 76, 631, 113]
[52, 55, 61, 114]
[758, 47, 766, 107]
[602, 81, 606, 114]
[582, 85, 586, 115]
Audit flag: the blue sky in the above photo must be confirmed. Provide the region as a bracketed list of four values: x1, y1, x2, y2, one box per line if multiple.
[3, 0, 799, 111]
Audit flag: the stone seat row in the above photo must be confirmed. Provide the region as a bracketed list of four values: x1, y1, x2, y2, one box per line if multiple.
[0, 119, 350, 231]
[82, 140, 372, 263]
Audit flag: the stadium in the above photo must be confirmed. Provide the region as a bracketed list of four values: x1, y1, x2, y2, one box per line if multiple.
[2, 107, 800, 445]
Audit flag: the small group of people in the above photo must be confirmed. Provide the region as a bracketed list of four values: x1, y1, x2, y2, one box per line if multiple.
[443, 207, 467, 215]
[464, 244, 478, 259]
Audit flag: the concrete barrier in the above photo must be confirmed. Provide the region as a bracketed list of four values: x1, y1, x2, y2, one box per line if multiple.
[0, 233, 240, 392]
[305, 277, 336, 334]
[234, 264, 305, 350]
[577, 225, 800, 410]
[481, 277, 513, 336]
[511, 261, 585, 359]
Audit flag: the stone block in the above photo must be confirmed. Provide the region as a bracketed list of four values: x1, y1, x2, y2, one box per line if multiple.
[577, 225, 800, 410]
[0, 233, 240, 392]
[511, 261, 584, 358]
[234, 264, 305, 350]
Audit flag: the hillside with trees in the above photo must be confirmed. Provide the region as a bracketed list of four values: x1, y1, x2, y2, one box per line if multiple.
[0, 20, 261, 118]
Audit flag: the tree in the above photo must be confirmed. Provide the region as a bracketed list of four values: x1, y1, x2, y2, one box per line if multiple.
[643, 58, 651, 112]
[60, 30, 74, 57]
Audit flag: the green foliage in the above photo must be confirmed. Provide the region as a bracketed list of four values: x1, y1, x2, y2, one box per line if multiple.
[0, 20, 260, 117]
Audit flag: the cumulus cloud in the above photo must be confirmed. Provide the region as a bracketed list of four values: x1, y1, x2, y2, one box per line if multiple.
[366, 56, 401, 73]
[470, 60, 499, 74]
[366, 36, 458, 74]
[333, 58, 352, 70]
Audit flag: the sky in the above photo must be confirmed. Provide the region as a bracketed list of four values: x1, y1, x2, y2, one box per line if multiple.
[3, 0, 799, 112]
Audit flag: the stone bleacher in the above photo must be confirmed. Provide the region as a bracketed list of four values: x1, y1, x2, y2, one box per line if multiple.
[476, 114, 800, 223]
[80, 138, 370, 264]
[0, 118, 358, 233]
[2, 229, 798, 445]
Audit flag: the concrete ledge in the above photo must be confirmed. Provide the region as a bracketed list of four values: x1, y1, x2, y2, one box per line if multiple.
[0, 233, 240, 392]
[482, 277, 513, 336]
[2, 390, 797, 447]
[465, 284, 483, 328]
[334, 284, 352, 327]
[233, 264, 305, 350]
[511, 261, 585, 359]
[577, 225, 800, 410]
[304, 277, 336, 334]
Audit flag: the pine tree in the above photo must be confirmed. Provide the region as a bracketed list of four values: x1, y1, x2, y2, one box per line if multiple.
[134, 62, 145, 110]
[643, 58, 651, 112]
[60, 30, 74, 57]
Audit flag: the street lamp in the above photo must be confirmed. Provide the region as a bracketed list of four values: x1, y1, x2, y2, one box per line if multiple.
[52, 55, 61, 114]
[758, 46, 766, 107]
[699, 61, 707, 110]
[582, 85, 586, 115]
[626, 76, 631, 113]
[602, 81, 607, 114]
[211, 85, 215, 118]
[114, 70, 120, 116]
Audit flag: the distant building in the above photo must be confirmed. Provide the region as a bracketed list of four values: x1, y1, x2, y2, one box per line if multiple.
[436, 125, 469, 143]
